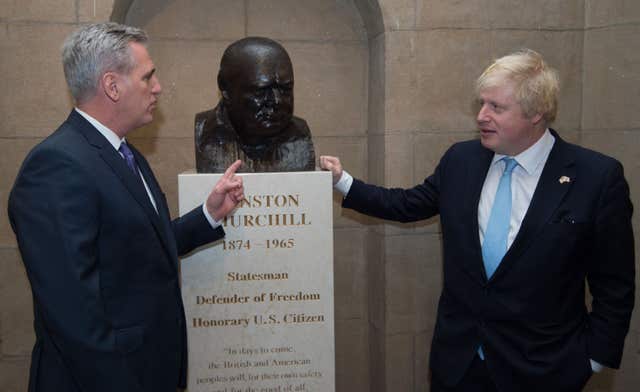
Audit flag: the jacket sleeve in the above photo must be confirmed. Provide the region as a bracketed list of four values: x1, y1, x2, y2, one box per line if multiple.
[8, 147, 144, 392]
[171, 206, 225, 256]
[341, 144, 453, 222]
[586, 159, 635, 368]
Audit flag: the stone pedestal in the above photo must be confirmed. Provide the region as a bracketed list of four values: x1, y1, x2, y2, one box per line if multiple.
[179, 171, 335, 392]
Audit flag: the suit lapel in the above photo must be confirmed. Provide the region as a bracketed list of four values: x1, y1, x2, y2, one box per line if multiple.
[68, 111, 176, 264]
[131, 145, 180, 263]
[490, 130, 576, 281]
[461, 145, 494, 284]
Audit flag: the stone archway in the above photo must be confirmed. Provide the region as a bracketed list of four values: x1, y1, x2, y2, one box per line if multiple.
[110, 2, 386, 392]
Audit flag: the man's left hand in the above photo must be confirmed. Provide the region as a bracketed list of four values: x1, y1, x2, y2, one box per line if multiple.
[206, 160, 244, 221]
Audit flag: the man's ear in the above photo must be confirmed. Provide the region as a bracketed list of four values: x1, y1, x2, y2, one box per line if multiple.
[102, 72, 119, 102]
[218, 72, 231, 103]
[530, 112, 543, 126]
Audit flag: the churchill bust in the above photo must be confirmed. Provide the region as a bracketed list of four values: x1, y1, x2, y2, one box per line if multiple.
[195, 37, 315, 173]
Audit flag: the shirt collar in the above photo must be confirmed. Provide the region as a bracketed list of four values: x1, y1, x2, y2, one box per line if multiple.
[491, 129, 555, 175]
[75, 108, 125, 151]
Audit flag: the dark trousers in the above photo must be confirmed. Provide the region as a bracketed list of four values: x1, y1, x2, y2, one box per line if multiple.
[431, 355, 498, 392]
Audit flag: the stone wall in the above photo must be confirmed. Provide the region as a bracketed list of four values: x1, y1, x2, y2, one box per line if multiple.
[1, 2, 117, 390]
[580, 1, 640, 390]
[1, 1, 638, 391]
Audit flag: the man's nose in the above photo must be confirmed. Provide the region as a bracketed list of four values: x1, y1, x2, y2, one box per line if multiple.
[152, 75, 162, 95]
[477, 104, 489, 122]
[266, 87, 281, 105]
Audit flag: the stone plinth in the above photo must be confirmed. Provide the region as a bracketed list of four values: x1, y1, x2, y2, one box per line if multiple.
[179, 171, 335, 392]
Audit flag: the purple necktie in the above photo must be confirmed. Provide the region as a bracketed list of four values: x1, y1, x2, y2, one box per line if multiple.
[119, 141, 158, 213]
[118, 142, 140, 176]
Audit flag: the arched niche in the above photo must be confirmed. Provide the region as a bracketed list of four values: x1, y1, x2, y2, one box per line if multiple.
[111, 1, 383, 154]
[108, 2, 385, 392]
[111, 0, 383, 38]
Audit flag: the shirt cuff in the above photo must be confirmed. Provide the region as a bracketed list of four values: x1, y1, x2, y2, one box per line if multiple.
[590, 359, 604, 373]
[202, 203, 222, 229]
[334, 170, 354, 196]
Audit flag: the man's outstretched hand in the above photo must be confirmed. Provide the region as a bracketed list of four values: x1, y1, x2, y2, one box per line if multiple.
[319, 155, 343, 185]
[206, 160, 244, 221]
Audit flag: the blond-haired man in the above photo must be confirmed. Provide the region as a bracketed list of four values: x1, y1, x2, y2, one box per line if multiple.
[321, 49, 634, 391]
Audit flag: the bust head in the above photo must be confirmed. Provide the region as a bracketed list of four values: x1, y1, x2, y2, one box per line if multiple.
[195, 37, 315, 173]
[217, 37, 294, 145]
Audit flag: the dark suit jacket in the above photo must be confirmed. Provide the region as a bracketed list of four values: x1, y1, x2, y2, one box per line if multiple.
[343, 130, 634, 391]
[9, 110, 224, 392]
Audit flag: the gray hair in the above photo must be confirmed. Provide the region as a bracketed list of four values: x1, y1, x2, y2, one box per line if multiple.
[62, 22, 148, 104]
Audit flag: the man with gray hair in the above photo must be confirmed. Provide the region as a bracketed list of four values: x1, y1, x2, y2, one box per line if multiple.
[321, 49, 634, 391]
[9, 23, 244, 392]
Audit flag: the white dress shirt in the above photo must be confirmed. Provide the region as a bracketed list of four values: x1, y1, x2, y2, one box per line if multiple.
[477, 129, 555, 249]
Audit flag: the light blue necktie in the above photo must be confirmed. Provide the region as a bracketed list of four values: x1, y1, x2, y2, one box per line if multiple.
[482, 157, 518, 279]
[478, 157, 517, 361]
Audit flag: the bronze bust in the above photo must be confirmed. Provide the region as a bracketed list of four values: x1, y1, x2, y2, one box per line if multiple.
[195, 37, 315, 173]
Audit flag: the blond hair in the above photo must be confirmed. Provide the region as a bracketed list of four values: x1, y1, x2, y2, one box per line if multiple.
[476, 49, 559, 125]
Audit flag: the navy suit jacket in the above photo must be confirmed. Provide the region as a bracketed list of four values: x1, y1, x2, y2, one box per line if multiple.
[9, 110, 224, 392]
[343, 130, 634, 391]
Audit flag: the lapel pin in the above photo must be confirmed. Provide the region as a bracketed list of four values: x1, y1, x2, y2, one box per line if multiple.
[559, 176, 571, 184]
